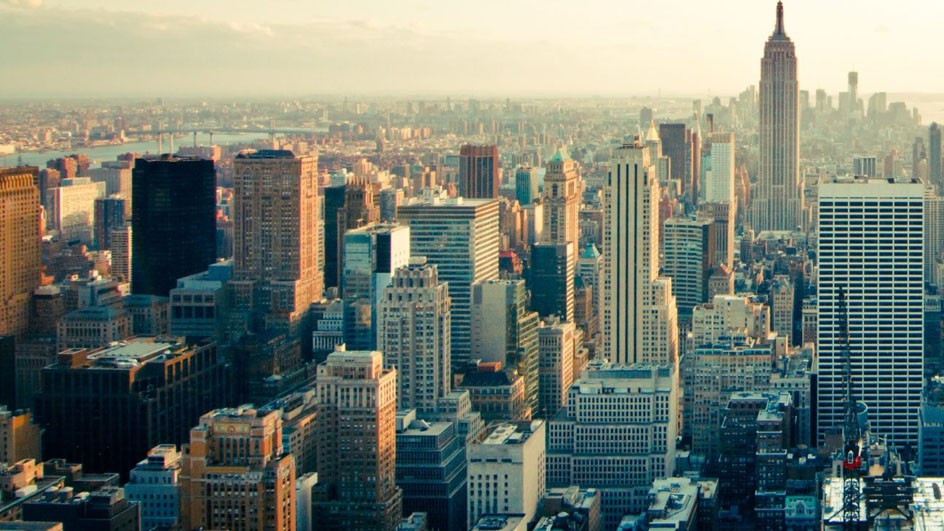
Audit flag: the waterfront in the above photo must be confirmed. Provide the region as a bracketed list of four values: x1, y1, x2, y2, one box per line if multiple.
[0, 132, 270, 168]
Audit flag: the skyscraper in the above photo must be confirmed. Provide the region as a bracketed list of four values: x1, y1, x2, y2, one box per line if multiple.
[93, 196, 126, 251]
[751, 1, 802, 232]
[659, 123, 695, 197]
[529, 242, 575, 322]
[663, 216, 716, 317]
[817, 177, 924, 449]
[930, 122, 941, 188]
[398, 190, 500, 365]
[515, 165, 539, 206]
[471, 279, 540, 412]
[323, 184, 347, 290]
[459, 144, 499, 199]
[341, 223, 410, 349]
[705, 132, 735, 205]
[0, 167, 40, 339]
[131, 156, 216, 297]
[602, 141, 678, 364]
[377, 260, 451, 412]
[542, 147, 581, 257]
[231, 149, 322, 329]
[332, 179, 381, 290]
[180, 406, 296, 531]
[313, 350, 403, 530]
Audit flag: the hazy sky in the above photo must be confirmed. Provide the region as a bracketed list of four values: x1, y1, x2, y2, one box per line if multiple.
[2, 0, 942, 99]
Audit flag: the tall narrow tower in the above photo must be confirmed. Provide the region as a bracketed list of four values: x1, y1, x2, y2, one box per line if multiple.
[542, 147, 582, 259]
[751, 1, 802, 232]
[602, 141, 678, 364]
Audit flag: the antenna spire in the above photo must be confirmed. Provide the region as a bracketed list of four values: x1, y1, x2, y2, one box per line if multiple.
[775, 1, 785, 35]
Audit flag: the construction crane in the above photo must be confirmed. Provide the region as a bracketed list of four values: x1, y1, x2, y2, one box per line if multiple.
[838, 287, 863, 529]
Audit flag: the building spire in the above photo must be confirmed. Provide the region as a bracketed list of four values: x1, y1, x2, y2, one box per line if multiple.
[775, 1, 785, 36]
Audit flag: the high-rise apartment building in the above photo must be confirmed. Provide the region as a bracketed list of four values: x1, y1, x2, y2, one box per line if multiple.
[471, 280, 540, 412]
[751, 1, 802, 231]
[459, 145, 499, 199]
[377, 260, 451, 412]
[0, 167, 41, 339]
[123, 445, 181, 531]
[542, 148, 581, 256]
[313, 350, 402, 530]
[398, 191, 500, 365]
[35, 338, 231, 476]
[231, 149, 322, 329]
[180, 406, 295, 531]
[132, 156, 216, 296]
[546, 362, 678, 529]
[602, 141, 678, 364]
[817, 177, 924, 449]
[467, 420, 546, 528]
[529, 242, 575, 322]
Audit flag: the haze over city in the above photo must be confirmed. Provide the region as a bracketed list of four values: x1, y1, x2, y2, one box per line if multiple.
[3, 0, 944, 98]
[6, 1, 944, 530]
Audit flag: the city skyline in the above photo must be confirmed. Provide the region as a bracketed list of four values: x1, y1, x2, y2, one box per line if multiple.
[3, 0, 944, 98]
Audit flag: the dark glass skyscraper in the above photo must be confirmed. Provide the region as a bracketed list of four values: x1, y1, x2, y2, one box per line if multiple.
[529, 242, 575, 322]
[131, 156, 216, 296]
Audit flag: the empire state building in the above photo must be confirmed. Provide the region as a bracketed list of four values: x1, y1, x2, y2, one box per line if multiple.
[751, 1, 802, 232]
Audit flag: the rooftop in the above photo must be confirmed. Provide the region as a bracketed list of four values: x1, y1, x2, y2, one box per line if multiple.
[480, 421, 542, 446]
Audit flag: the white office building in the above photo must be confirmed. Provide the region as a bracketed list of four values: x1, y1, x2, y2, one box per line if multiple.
[816, 177, 924, 449]
[467, 420, 546, 528]
[705, 132, 735, 205]
[398, 189, 500, 365]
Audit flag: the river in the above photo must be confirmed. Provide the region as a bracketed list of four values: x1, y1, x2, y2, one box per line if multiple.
[0, 132, 271, 169]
